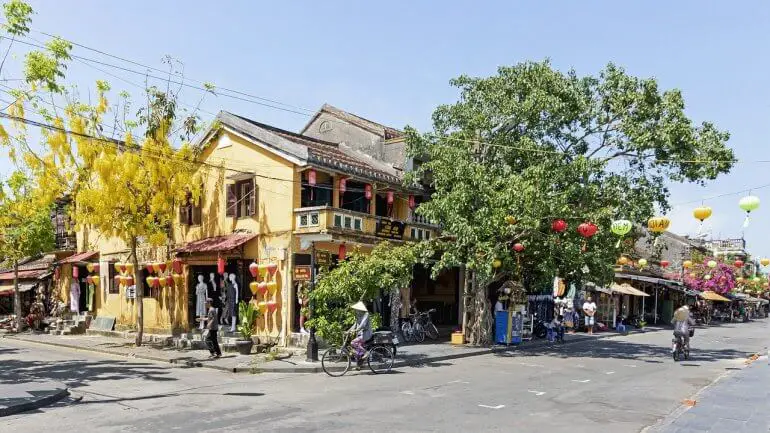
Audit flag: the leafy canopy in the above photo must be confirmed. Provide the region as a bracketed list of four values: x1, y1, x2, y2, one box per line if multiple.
[0, 171, 54, 263]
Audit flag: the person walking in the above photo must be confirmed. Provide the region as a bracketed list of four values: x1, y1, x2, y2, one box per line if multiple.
[204, 298, 222, 358]
[583, 296, 597, 335]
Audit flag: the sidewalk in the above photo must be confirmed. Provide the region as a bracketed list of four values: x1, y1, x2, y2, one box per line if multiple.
[650, 355, 769, 432]
[0, 379, 69, 417]
[4, 326, 663, 374]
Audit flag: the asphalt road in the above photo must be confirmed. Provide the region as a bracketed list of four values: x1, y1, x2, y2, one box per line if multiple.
[2, 319, 767, 433]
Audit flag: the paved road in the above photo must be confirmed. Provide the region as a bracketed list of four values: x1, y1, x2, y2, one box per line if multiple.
[1, 319, 767, 433]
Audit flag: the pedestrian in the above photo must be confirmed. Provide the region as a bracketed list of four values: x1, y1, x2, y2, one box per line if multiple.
[204, 298, 221, 358]
[582, 296, 597, 335]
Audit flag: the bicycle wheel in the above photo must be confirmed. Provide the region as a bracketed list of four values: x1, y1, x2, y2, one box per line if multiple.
[425, 323, 439, 340]
[413, 322, 425, 343]
[401, 322, 413, 343]
[367, 345, 394, 374]
[321, 346, 351, 377]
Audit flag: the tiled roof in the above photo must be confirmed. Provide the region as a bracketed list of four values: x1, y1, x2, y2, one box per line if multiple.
[57, 251, 99, 265]
[218, 112, 404, 185]
[0, 269, 49, 281]
[314, 104, 403, 140]
[175, 233, 258, 254]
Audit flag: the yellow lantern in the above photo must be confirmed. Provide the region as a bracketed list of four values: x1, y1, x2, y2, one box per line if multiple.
[647, 216, 670, 233]
[761, 258, 770, 267]
[114, 262, 122, 273]
[618, 256, 629, 265]
[249, 281, 259, 296]
[91, 275, 100, 286]
[257, 301, 268, 313]
[86, 263, 95, 273]
[152, 262, 162, 274]
[126, 263, 134, 274]
[504, 215, 517, 225]
[492, 259, 502, 269]
[267, 281, 278, 294]
[683, 260, 693, 269]
[693, 206, 712, 222]
[638, 258, 648, 268]
[172, 273, 184, 286]
[158, 276, 168, 288]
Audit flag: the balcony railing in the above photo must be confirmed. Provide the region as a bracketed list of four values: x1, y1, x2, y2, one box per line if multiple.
[294, 206, 436, 242]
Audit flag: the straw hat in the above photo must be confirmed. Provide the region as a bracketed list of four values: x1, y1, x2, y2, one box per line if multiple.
[673, 305, 689, 321]
[351, 301, 368, 312]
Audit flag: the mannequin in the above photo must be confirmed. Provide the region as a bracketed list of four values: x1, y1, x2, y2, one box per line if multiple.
[220, 272, 230, 326]
[227, 273, 238, 332]
[195, 275, 207, 329]
[70, 279, 80, 314]
[209, 272, 222, 324]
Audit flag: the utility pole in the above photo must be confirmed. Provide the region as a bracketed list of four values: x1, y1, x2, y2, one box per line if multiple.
[306, 241, 318, 362]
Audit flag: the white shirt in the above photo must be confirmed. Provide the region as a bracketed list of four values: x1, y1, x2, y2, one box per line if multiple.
[583, 302, 597, 315]
[495, 301, 504, 312]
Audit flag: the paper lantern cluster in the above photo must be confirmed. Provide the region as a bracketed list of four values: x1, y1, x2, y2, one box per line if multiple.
[85, 263, 100, 286]
[248, 261, 280, 333]
[111, 258, 184, 293]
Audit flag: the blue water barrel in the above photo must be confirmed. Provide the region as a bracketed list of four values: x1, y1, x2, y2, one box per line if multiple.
[495, 311, 509, 344]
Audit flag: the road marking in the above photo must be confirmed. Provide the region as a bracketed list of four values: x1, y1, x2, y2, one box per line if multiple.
[401, 391, 415, 395]
[572, 379, 591, 383]
[478, 404, 505, 410]
[528, 390, 546, 396]
[518, 362, 543, 367]
[606, 371, 615, 375]
[624, 364, 637, 368]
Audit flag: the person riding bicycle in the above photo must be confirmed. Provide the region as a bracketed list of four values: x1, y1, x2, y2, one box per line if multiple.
[349, 301, 372, 362]
[672, 305, 695, 353]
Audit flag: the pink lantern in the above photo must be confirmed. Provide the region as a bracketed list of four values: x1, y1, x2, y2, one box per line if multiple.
[339, 177, 347, 193]
[364, 184, 372, 200]
[217, 257, 225, 275]
[249, 262, 259, 278]
[338, 243, 347, 260]
[266, 263, 278, 277]
[267, 301, 278, 313]
[513, 243, 525, 252]
[387, 191, 394, 204]
[72, 266, 79, 278]
[258, 282, 269, 296]
[172, 258, 183, 274]
[307, 169, 317, 186]
[408, 195, 416, 210]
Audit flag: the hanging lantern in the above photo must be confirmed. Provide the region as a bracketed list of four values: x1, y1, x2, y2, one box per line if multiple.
[638, 258, 648, 268]
[145, 276, 153, 287]
[151, 262, 161, 274]
[258, 282, 269, 296]
[72, 266, 79, 278]
[113, 262, 122, 273]
[122, 263, 131, 275]
[338, 177, 347, 194]
[338, 243, 347, 260]
[172, 258, 183, 274]
[217, 256, 225, 275]
[307, 169, 317, 186]
[408, 194, 416, 210]
[114, 275, 121, 286]
[144, 264, 152, 274]
[660, 260, 670, 268]
[386, 191, 394, 205]
[125, 275, 134, 286]
[505, 215, 517, 225]
[249, 281, 259, 296]
[165, 275, 174, 287]
[704, 274, 712, 280]
[647, 216, 670, 233]
[707, 260, 717, 269]
[257, 301, 268, 313]
[734, 259, 744, 268]
[683, 260, 693, 269]
[737, 277, 744, 283]
[268, 281, 278, 294]
[172, 273, 184, 286]
[618, 256, 629, 265]
[513, 243, 525, 253]
[551, 219, 568, 233]
[249, 262, 259, 278]
[693, 206, 712, 223]
[739, 195, 760, 227]
[761, 258, 770, 267]
[92, 275, 100, 286]
[258, 264, 268, 281]
[158, 262, 167, 273]
[266, 263, 278, 277]
[266, 301, 278, 313]
[86, 263, 95, 273]
[492, 259, 502, 269]
[364, 184, 372, 200]
[118, 263, 126, 274]
[610, 219, 632, 247]
[158, 276, 168, 288]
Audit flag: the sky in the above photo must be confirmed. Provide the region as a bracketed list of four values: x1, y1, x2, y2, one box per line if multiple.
[3, 0, 770, 259]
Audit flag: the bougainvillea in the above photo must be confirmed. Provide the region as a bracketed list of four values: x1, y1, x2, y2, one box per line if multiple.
[683, 258, 736, 294]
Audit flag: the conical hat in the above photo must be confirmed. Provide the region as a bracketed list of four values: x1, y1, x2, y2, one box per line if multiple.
[351, 301, 368, 312]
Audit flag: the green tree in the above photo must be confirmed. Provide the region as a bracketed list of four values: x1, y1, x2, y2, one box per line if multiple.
[406, 61, 735, 345]
[0, 171, 54, 330]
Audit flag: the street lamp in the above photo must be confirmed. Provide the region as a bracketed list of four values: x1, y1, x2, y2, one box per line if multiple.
[306, 241, 319, 362]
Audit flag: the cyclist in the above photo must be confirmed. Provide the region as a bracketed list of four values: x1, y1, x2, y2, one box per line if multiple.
[349, 301, 372, 363]
[672, 305, 695, 354]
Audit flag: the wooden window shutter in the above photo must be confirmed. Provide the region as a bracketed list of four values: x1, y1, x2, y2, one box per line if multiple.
[192, 202, 202, 225]
[179, 203, 189, 225]
[226, 184, 237, 217]
[249, 179, 257, 216]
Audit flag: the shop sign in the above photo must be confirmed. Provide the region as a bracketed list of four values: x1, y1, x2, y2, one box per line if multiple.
[125, 286, 136, 299]
[293, 266, 311, 281]
[314, 250, 331, 267]
[375, 219, 405, 240]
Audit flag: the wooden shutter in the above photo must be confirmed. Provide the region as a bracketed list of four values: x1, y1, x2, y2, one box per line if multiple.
[179, 203, 189, 225]
[249, 179, 257, 216]
[192, 202, 202, 225]
[226, 184, 237, 217]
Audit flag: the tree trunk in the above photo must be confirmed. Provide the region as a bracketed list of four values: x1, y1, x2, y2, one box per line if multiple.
[131, 237, 144, 347]
[467, 272, 493, 346]
[13, 261, 22, 331]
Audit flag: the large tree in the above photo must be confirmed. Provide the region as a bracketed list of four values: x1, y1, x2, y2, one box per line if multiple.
[406, 61, 735, 345]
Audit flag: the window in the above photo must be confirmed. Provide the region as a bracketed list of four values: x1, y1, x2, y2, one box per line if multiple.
[333, 213, 363, 231]
[108, 262, 119, 294]
[226, 178, 258, 219]
[411, 227, 431, 241]
[297, 211, 320, 228]
[179, 189, 202, 226]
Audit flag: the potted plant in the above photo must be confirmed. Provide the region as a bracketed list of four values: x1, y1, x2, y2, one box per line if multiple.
[236, 301, 259, 355]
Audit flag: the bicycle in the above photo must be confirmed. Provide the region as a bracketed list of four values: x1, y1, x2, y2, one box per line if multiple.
[420, 309, 439, 340]
[672, 332, 691, 362]
[401, 314, 423, 343]
[321, 331, 395, 377]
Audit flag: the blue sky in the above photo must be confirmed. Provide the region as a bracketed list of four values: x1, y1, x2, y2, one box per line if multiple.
[4, 1, 770, 259]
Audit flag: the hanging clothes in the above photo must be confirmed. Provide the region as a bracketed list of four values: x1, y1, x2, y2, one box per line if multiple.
[86, 283, 94, 311]
[70, 281, 80, 314]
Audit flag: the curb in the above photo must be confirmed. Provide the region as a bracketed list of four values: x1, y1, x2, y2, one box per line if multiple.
[6, 327, 662, 375]
[0, 388, 70, 417]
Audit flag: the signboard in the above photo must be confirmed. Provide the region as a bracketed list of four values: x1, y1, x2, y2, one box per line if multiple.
[314, 251, 331, 267]
[125, 286, 136, 299]
[293, 266, 311, 281]
[375, 219, 405, 240]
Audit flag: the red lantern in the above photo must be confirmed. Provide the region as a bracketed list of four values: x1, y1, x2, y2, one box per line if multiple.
[307, 169, 316, 186]
[364, 184, 372, 200]
[577, 222, 598, 238]
[158, 262, 167, 273]
[152, 277, 161, 288]
[172, 258, 183, 274]
[513, 243, 525, 253]
[408, 195, 416, 210]
[551, 219, 568, 233]
[267, 301, 278, 313]
[734, 259, 744, 268]
[266, 263, 278, 277]
[113, 275, 121, 285]
[217, 257, 225, 275]
[165, 275, 174, 287]
[387, 191, 394, 204]
[249, 262, 259, 278]
[145, 264, 154, 274]
[339, 177, 347, 193]
[257, 282, 269, 296]
[660, 260, 670, 268]
[119, 263, 127, 274]
[72, 266, 79, 278]
[338, 243, 347, 260]
[125, 276, 134, 286]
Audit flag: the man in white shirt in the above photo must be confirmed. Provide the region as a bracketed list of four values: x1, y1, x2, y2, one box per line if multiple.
[582, 296, 597, 335]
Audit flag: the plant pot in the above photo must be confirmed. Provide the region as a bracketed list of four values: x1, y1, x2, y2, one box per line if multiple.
[235, 339, 254, 355]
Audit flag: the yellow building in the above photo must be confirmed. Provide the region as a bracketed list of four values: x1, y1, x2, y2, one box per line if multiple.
[61, 107, 454, 344]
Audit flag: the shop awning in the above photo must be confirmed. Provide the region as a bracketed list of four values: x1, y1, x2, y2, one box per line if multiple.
[700, 291, 731, 302]
[611, 283, 650, 297]
[175, 233, 257, 254]
[0, 269, 48, 281]
[585, 282, 613, 295]
[0, 282, 37, 296]
[615, 272, 669, 285]
[58, 251, 98, 264]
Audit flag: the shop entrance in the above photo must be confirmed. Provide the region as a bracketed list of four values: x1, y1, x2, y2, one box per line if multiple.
[409, 265, 461, 334]
[187, 260, 245, 329]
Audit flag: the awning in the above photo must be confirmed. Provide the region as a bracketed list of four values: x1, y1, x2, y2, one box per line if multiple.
[175, 233, 257, 254]
[58, 251, 98, 265]
[0, 282, 37, 296]
[585, 282, 612, 295]
[0, 269, 48, 281]
[700, 291, 731, 302]
[611, 282, 650, 297]
[615, 272, 669, 285]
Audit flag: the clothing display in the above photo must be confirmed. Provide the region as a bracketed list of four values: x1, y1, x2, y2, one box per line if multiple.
[86, 283, 94, 311]
[528, 294, 554, 322]
[195, 275, 207, 317]
[223, 278, 236, 320]
[70, 281, 80, 313]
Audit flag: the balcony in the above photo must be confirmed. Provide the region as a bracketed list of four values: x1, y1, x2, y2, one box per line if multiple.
[294, 206, 437, 243]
